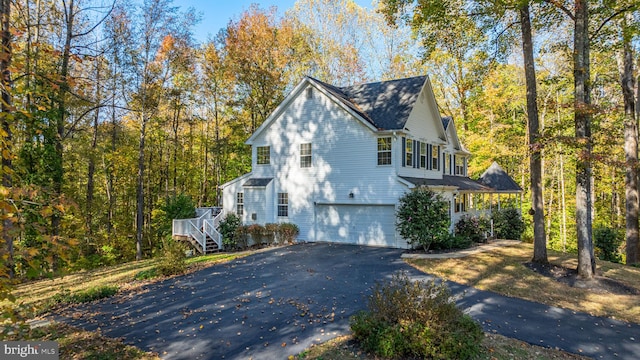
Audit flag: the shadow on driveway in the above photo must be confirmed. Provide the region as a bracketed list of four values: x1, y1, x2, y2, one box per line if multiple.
[56, 243, 640, 360]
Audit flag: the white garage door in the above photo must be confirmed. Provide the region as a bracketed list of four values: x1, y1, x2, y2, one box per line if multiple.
[314, 204, 400, 248]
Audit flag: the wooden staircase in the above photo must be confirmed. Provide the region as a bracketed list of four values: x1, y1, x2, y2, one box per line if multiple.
[172, 207, 224, 254]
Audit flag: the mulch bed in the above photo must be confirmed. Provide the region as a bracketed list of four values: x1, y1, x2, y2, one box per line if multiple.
[524, 261, 639, 295]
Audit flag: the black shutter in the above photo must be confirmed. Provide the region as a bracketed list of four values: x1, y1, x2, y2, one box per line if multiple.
[401, 137, 406, 167]
[413, 140, 418, 168]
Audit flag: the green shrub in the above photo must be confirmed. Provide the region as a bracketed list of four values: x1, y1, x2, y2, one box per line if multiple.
[151, 194, 196, 241]
[50, 285, 119, 306]
[455, 215, 490, 244]
[157, 239, 187, 276]
[350, 272, 483, 359]
[492, 208, 525, 240]
[396, 188, 450, 251]
[219, 213, 242, 250]
[134, 267, 158, 280]
[594, 226, 623, 263]
[277, 223, 299, 244]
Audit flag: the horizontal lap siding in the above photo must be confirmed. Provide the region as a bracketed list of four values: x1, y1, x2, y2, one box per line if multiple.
[252, 84, 407, 241]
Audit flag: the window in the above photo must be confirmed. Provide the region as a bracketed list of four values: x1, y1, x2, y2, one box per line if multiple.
[420, 142, 427, 168]
[300, 143, 312, 168]
[405, 139, 413, 167]
[236, 192, 244, 216]
[455, 156, 465, 176]
[444, 153, 451, 174]
[278, 193, 288, 217]
[432, 145, 439, 170]
[377, 137, 392, 165]
[257, 146, 270, 165]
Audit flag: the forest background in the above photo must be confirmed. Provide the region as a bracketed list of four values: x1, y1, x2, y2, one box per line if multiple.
[0, 0, 639, 282]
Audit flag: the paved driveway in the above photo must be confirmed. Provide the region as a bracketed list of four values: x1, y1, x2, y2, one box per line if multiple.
[57, 243, 640, 360]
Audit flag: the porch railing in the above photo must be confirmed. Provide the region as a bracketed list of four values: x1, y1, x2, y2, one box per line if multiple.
[172, 207, 225, 254]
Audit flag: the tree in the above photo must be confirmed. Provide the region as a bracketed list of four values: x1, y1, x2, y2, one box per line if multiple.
[572, 0, 596, 278]
[1, 0, 12, 277]
[617, 12, 638, 265]
[520, 2, 547, 263]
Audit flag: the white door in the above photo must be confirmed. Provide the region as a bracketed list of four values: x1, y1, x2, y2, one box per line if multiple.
[314, 204, 399, 248]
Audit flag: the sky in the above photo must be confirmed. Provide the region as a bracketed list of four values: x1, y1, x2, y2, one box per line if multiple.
[173, 0, 373, 44]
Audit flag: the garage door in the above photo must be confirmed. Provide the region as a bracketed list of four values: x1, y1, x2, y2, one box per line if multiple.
[314, 204, 400, 248]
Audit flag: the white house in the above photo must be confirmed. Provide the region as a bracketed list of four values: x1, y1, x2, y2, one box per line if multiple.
[219, 75, 520, 249]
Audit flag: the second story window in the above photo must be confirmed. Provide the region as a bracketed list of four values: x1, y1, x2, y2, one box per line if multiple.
[444, 153, 451, 175]
[432, 145, 439, 170]
[377, 137, 392, 165]
[300, 143, 312, 168]
[236, 192, 244, 216]
[405, 139, 413, 167]
[420, 142, 427, 168]
[257, 146, 270, 165]
[455, 155, 466, 176]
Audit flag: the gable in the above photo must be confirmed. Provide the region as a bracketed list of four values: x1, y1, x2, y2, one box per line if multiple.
[247, 77, 378, 144]
[444, 117, 471, 154]
[402, 76, 448, 143]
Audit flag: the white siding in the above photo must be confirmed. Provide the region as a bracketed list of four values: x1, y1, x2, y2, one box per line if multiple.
[247, 83, 409, 243]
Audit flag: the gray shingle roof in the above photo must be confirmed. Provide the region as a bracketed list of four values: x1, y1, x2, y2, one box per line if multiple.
[401, 175, 493, 192]
[477, 162, 522, 192]
[242, 178, 273, 187]
[310, 76, 427, 130]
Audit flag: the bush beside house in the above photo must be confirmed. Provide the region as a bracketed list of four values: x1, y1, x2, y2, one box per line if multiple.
[396, 188, 450, 251]
[218, 214, 299, 250]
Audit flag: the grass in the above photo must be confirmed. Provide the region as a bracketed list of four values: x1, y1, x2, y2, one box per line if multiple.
[23, 322, 161, 360]
[292, 334, 590, 360]
[406, 242, 640, 324]
[7, 251, 248, 313]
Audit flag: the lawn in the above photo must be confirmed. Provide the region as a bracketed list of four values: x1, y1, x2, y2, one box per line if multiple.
[406, 242, 640, 324]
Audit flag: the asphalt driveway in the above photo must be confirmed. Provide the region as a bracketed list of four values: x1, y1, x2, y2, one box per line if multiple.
[57, 243, 640, 360]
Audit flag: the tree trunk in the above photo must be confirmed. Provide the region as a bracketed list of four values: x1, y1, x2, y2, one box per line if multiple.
[574, 0, 595, 279]
[1, 0, 13, 278]
[86, 58, 101, 235]
[620, 15, 639, 265]
[520, 4, 547, 264]
[136, 111, 147, 261]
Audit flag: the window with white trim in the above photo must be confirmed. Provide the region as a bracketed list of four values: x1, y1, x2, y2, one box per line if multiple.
[444, 152, 451, 174]
[420, 142, 427, 168]
[432, 145, 439, 170]
[455, 155, 466, 176]
[278, 193, 288, 217]
[377, 137, 392, 165]
[257, 146, 270, 165]
[405, 139, 413, 167]
[300, 143, 312, 168]
[236, 192, 244, 216]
